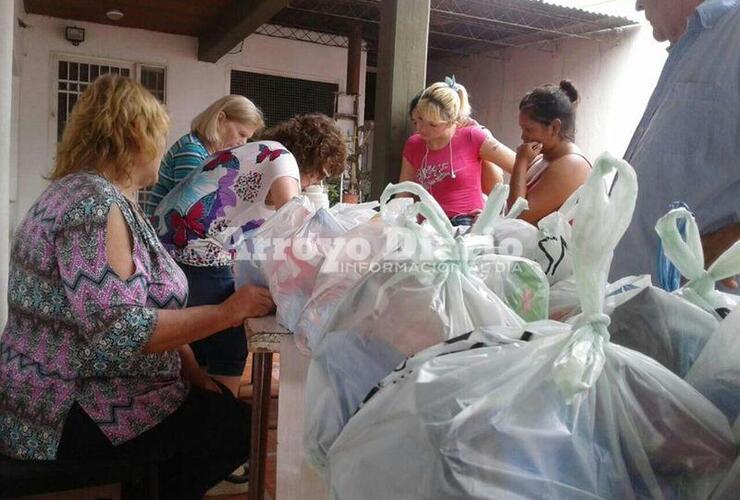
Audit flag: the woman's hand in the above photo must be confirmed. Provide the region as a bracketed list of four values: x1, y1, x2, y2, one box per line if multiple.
[220, 284, 276, 327]
[516, 142, 543, 166]
[147, 286, 274, 354]
[178, 345, 222, 393]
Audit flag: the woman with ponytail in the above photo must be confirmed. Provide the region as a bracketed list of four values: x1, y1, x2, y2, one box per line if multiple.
[509, 80, 591, 223]
[400, 77, 515, 226]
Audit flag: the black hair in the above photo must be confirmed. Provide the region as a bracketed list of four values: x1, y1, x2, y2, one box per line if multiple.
[519, 80, 579, 141]
[409, 90, 423, 117]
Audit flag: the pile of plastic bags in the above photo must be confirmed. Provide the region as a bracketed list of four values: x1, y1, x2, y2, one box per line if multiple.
[226, 150, 739, 500]
[304, 182, 538, 470]
[324, 154, 738, 500]
[235, 197, 377, 331]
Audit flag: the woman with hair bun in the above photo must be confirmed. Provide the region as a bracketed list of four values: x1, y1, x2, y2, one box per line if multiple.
[400, 77, 515, 226]
[510, 80, 591, 223]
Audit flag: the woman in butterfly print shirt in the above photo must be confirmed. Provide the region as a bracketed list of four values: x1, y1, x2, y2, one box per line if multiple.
[153, 114, 348, 395]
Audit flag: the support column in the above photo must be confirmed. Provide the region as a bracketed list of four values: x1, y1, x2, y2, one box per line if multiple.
[0, 0, 15, 330]
[346, 23, 362, 96]
[370, 0, 430, 199]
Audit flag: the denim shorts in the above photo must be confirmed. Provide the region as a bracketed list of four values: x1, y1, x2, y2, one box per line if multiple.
[449, 214, 476, 227]
[180, 264, 248, 377]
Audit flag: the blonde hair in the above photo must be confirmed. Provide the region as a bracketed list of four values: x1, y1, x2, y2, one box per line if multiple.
[416, 81, 471, 125]
[51, 75, 170, 181]
[191, 95, 264, 148]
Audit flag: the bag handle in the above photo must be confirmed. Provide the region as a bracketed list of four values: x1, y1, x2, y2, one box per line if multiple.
[552, 152, 638, 398]
[506, 198, 529, 220]
[470, 184, 529, 234]
[559, 185, 582, 221]
[656, 207, 740, 306]
[379, 182, 454, 237]
[470, 184, 509, 235]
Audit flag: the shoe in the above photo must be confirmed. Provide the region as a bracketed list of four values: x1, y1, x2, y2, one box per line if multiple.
[204, 462, 250, 496]
[227, 462, 250, 484]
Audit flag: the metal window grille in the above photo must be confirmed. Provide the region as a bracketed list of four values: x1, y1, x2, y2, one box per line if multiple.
[230, 70, 338, 127]
[139, 65, 166, 103]
[56, 59, 131, 141]
[55, 58, 168, 211]
[136, 65, 167, 208]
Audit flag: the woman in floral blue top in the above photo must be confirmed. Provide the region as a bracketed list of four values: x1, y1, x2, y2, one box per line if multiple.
[142, 95, 264, 217]
[0, 75, 273, 500]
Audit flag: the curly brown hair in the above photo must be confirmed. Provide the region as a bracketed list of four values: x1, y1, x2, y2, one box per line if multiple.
[257, 114, 347, 178]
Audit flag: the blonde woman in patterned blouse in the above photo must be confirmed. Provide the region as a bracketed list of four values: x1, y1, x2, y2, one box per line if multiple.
[0, 75, 273, 499]
[142, 95, 264, 217]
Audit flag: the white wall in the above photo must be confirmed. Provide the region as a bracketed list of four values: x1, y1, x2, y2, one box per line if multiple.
[10, 0, 24, 223]
[13, 14, 364, 225]
[428, 20, 668, 161]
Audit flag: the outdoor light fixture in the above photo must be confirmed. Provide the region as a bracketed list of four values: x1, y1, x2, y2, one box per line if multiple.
[105, 9, 124, 21]
[64, 26, 85, 46]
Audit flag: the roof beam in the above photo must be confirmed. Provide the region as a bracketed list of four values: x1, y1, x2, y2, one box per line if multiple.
[198, 0, 290, 63]
[284, 6, 513, 48]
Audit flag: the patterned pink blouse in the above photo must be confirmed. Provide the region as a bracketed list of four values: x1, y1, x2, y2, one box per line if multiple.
[0, 172, 189, 460]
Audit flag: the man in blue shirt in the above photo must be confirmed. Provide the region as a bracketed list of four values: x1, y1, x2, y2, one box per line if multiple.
[612, 0, 740, 288]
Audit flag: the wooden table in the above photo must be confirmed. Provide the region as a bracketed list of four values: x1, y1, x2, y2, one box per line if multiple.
[245, 316, 327, 500]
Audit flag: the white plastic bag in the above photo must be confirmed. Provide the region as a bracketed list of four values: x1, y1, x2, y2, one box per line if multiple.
[655, 207, 740, 316]
[304, 182, 524, 472]
[293, 197, 419, 354]
[327, 152, 736, 500]
[235, 199, 380, 328]
[595, 209, 740, 378]
[686, 306, 740, 424]
[564, 206, 740, 377]
[549, 273, 652, 322]
[608, 285, 718, 377]
[329, 201, 379, 230]
[233, 197, 312, 291]
[469, 185, 550, 322]
[709, 418, 740, 500]
[476, 253, 550, 322]
[475, 184, 580, 286]
[250, 198, 346, 330]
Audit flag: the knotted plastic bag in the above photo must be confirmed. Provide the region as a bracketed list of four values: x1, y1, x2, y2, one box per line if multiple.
[294, 197, 424, 354]
[655, 207, 740, 317]
[327, 153, 736, 500]
[304, 181, 525, 472]
[604, 209, 740, 377]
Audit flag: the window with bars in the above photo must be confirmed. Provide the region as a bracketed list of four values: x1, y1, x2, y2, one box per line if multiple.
[56, 59, 167, 141]
[56, 60, 131, 141]
[55, 58, 167, 210]
[139, 65, 166, 103]
[230, 70, 338, 127]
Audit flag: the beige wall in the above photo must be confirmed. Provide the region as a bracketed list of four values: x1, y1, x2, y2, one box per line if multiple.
[428, 19, 668, 161]
[12, 14, 365, 226]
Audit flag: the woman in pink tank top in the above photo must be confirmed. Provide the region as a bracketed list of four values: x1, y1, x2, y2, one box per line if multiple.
[508, 80, 591, 224]
[400, 78, 515, 224]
